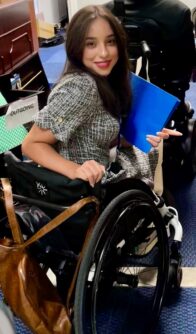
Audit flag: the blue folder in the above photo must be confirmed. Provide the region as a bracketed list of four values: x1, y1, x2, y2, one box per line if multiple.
[121, 73, 180, 153]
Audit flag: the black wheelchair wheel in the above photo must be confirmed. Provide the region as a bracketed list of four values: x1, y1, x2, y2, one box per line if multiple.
[74, 189, 169, 334]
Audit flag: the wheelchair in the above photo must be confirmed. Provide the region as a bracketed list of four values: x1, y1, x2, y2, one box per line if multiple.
[0, 151, 183, 334]
[107, 0, 196, 179]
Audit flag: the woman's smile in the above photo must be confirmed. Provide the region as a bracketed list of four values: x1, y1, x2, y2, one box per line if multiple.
[94, 60, 111, 69]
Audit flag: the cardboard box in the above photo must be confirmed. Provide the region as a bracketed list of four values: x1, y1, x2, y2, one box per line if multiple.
[36, 19, 55, 39]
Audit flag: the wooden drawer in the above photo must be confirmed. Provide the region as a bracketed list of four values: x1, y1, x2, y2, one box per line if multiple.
[0, 0, 34, 74]
[0, 24, 33, 74]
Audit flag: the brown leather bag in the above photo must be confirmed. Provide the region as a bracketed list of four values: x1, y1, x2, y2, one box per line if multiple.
[0, 178, 99, 334]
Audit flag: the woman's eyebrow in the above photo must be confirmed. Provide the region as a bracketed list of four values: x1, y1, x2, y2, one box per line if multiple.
[85, 34, 115, 39]
[85, 37, 96, 40]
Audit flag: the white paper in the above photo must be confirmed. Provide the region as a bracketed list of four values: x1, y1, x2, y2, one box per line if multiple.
[5, 95, 39, 129]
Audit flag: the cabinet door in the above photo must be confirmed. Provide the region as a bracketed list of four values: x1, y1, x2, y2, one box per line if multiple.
[0, 0, 34, 74]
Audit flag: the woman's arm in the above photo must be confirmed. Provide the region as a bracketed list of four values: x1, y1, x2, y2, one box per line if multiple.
[22, 124, 105, 187]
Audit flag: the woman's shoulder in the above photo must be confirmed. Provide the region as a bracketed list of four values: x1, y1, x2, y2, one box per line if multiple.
[54, 72, 97, 92]
[48, 71, 99, 106]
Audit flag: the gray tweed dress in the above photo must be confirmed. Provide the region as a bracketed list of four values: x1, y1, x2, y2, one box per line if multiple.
[34, 71, 158, 184]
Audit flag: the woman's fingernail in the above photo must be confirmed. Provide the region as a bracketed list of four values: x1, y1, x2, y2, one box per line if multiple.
[166, 129, 183, 136]
[175, 131, 183, 136]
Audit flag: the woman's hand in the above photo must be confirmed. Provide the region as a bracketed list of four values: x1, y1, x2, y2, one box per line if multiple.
[146, 128, 182, 147]
[74, 160, 105, 188]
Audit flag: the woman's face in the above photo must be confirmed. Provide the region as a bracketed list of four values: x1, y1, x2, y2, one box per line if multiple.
[82, 17, 119, 76]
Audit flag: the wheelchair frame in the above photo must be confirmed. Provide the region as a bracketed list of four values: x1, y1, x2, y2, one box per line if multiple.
[0, 152, 183, 334]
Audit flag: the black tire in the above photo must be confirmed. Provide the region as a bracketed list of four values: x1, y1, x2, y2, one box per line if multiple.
[74, 189, 169, 334]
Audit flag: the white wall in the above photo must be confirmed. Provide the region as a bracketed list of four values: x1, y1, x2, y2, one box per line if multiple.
[34, 0, 67, 24]
[34, 0, 39, 14]
[67, 0, 109, 19]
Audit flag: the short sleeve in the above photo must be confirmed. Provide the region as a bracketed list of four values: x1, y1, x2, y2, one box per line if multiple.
[33, 73, 98, 142]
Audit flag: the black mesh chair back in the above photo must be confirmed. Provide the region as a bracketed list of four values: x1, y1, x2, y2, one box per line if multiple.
[110, 0, 195, 126]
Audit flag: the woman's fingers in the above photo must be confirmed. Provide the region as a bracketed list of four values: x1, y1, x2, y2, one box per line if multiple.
[161, 128, 183, 136]
[75, 160, 105, 187]
[85, 162, 105, 187]
[156, 129, 183, 139]
[147, 128, 183, 147]
[146, 135, 162, 147]
[156, 131, 169, 139]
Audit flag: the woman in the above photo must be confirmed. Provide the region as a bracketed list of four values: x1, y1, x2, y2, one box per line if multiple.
[22, 5, 181, 188]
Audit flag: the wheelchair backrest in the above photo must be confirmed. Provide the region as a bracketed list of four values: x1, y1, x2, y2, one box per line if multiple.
[3, 151, 94, 207]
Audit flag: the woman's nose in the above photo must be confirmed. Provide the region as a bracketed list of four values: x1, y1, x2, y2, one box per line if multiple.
[99, 44, 108, 57]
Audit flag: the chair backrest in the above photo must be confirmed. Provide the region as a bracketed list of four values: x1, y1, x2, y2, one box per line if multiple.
[3, 151, 94, 207]
[122, 17, 163, 83]
[111, 0, 194, 99]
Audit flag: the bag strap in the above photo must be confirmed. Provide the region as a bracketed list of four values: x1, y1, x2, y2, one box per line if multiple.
[1, 178, 99, 248]
[1, 178, 24, 244]
[22, 196, 99, 249]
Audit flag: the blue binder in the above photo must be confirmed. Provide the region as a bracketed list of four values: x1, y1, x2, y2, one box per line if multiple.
[121, 73, 180, 153]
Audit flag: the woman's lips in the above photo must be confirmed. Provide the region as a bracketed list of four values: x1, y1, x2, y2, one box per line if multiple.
[95, 61, 111, 69]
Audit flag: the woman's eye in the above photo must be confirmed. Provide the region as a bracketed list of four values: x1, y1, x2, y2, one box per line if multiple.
[107, 38, 116, 45]
[85, 40, 96, 48]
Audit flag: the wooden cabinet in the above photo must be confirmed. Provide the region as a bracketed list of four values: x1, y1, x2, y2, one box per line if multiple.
[0, 0, 39, 74]
[0, 0, 50, 175]
[0, 0, 49, 108]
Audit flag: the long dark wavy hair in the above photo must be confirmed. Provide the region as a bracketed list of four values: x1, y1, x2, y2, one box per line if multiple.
[64, 5, 132, 119]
